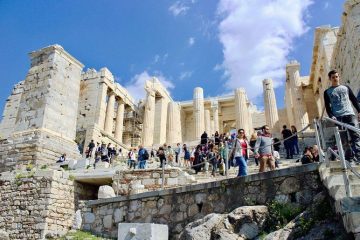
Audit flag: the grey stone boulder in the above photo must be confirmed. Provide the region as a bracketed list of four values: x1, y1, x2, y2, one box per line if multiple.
[0, 230, 9, 240]
[98, 185, 116, 199]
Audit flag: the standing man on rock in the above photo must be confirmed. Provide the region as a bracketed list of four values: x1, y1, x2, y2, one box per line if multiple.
[324, 70, 360, 163]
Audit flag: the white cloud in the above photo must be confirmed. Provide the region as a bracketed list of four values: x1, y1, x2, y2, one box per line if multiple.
[169, 1, 190, 16]
[213, 63, 223, 71]
[125, 71, 174, 101]
[188, 37, 195, 46]
[179, 71, 193, 80]
[153, 54, 160, 64]
[217, 0, 313, 101]
[323, 2, 329, 9]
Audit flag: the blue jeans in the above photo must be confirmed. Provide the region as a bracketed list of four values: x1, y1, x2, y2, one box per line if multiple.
[235, 156, 247, 176]
[139, 160, 146, 169]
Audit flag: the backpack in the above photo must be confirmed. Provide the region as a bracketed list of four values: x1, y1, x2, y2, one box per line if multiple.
[143, 150, 149, 160]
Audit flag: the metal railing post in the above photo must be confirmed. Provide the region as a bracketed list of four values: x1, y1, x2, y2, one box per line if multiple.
[313, 119, 324, 162]
[334, 127, 352, 197]
[161, 158, 166, 190]
[224, 141, 229, 178]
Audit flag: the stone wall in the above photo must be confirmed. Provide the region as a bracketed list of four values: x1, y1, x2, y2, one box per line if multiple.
[112, 168, 196, 195]
[0, 169, 95, 239]
[83, 164, 322, 239]
[332, 1, 360, 95]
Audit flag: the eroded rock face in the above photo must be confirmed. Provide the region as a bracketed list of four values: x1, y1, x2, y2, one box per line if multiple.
[179, 206, 269, 240]
[0, 230, 9, 240]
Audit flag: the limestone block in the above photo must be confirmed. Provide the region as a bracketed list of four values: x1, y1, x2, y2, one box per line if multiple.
[72, 210, 82, 230]
[96, 161, 110, 169]
[167, 178, 178, 186]
[98, 185, 116, 199]
[103, 215, 113, 229]
[75, 159, 90, 169]
[118, 223, 168, 240]
[114, 208, 124, 223]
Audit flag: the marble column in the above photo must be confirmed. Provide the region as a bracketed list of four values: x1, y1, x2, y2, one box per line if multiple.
[193, 87, 204, 140]
[234, 88, 248, 130]
[285, 82, 295, 126]
[286, 61, 309, 130]
[142, 89, 156, 146]
[104, 92, 115, 134]
[166, 102, 181, 144]
[210, 119, 215, 136]
[205, 109, 211, 134]
[114, 100, 124, 142]
[247, 104, 253, 134]
[211, 101, 219, 133]
[263, 79, 279, 131]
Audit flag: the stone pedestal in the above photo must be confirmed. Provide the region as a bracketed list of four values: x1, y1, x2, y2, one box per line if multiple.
[193, 87, 204, 140]
[0, 45, 84, 171]
[234, 88, 248, 131]
[118, 223, 168, 240]
[104, 92, 115, 134]
[263, 79, 279, 132]
[142, 90, 156, 146]
[114, 102, 124, 142]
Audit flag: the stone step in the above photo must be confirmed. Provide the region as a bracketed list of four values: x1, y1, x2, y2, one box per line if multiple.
[328, 184, 360, 200]
[323, 174, 360, 189]
[334, 197, 360, 234]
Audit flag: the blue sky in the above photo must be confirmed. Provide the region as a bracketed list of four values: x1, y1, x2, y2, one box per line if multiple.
[0, 0, 344, 118]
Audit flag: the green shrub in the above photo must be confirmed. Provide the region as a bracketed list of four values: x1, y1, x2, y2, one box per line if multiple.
[266, 201, 303, 231]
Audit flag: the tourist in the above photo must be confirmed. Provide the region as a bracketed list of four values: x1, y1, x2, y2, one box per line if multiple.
[281, 125, 293, 159]
[100, 143, 109, 162]
[190, 147, 196, 166]
[208, 147, 217, 177]
[311, 145, 320, 162]
[193, 145, 203, 174]
[175, 143, 181, 166]
[291, 126, 299, 155]
[56, 153, 66, 163]
[273, 137, 281, 152]
[249, 133, 258, 166]
[157, 146, 166, 168]
[324, 70, 360, 163]
[219, 142, 227, 167]
[231, 128, 249, 177]
[150, 149, 155, 158]
[87, 140, 95, 159]
[166, 145, 174, 166]
[94, 151, 101, 168]
[273, 150, 280, 168]
[301, 147, 313, 164]
[215, 131, 220, 146]
[254, 125, 275, 172]
[200, 131, 208, 145]
[138, 145, 149, 169]
[129, 148, 137, 169]
[183, 144, 191, 167]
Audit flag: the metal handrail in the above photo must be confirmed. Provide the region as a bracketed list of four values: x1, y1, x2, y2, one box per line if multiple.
[323, 116, 360, 134]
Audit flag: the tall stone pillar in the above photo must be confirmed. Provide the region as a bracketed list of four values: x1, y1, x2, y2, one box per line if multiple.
[114, 100, 124, 142]
[205, 109, 211, 134]
[1, 45, 84, 170]
[247, 104, 253, 134]
[104, 92, 115, 134]
[166, 102, 181, 144]
[286, 61, 309, 131]
[234, 88, 248, 130]
[210, 119, 215, 136]
[193, 87, 204, 140]
[285, 83, 295, 126]
[142, 90, 156, 146]
[263, 79, 279, 131]
[211, 101, 219, 133]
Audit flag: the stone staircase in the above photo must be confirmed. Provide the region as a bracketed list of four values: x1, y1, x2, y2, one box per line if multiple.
[318, 161, 360, 239]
